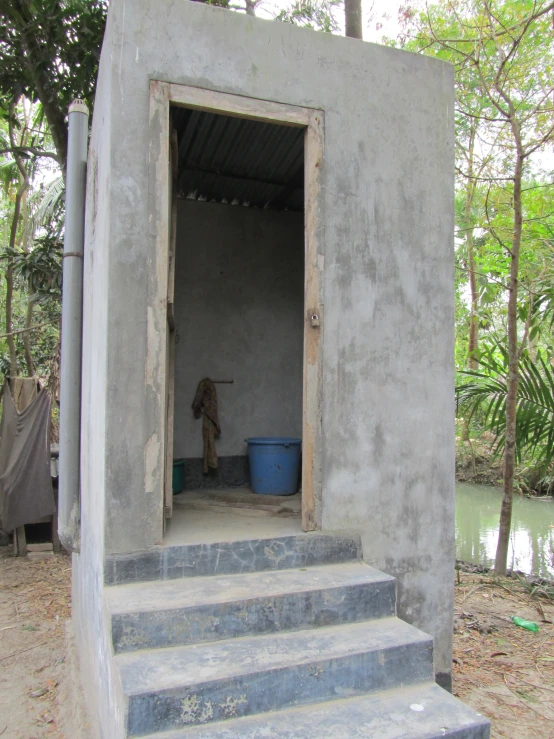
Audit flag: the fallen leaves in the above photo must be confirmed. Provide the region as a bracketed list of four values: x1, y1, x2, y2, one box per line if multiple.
[30, 687, 49, 698]
[454, 571, 554, 738]
[0, 549, 71, 738]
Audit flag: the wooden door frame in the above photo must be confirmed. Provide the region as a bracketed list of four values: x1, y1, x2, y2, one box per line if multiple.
[148, 80, 324, 533]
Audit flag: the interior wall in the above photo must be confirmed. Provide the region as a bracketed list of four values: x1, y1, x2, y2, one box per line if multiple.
[173, 199, 304, 483]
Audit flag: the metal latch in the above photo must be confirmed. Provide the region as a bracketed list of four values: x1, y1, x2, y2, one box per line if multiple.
[309, 311, 320, 328]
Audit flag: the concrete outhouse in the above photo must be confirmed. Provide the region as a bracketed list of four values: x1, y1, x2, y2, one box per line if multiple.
[65, 1, 489, 736]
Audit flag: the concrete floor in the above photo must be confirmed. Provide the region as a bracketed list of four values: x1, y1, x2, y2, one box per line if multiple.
[173, 488, 301, 512]
[165, 490, 303, 546]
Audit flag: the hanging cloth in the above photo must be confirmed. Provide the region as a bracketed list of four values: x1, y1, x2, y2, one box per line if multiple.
[0, 382, 55, 532]
[9, 376, 41, 411]
[191, 378, 221, 474]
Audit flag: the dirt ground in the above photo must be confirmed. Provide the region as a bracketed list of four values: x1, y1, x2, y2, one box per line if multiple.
[0, 547, 77, 739]
[1, 548, 554, 738]
[453, 569, 554, 738]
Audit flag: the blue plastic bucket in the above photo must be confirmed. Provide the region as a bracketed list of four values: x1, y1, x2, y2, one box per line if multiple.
[245, 437, 301, 496]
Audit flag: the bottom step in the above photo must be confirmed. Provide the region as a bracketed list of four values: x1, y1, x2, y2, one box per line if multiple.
[140, 682, 489, 739]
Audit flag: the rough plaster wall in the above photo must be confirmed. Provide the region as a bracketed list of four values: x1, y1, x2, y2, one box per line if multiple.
[321, 139, 455, 684]
[73, 13, 125, 738]
[173, 200, 304, 459]
[102, 0, 454, 676]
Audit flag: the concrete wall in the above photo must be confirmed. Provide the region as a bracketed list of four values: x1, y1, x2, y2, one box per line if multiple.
[173, 200, 304, 460]
[72, 7, 125, 736]
[84, 0, 454, 685]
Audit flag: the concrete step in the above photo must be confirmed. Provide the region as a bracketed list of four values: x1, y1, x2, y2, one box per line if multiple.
[117, 617, 434, 737]
[137, 682, 490, 739]
[107, 562, 396, 654]
[104, 532, 361, 586]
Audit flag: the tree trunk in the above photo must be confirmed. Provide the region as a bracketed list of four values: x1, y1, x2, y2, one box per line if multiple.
[465, 129, 479, 370]
[494, 147, 524, 576]
[22, 300, 35, 377]
[5, 260, 18, 377]
[345, 0, 363, 39]
[6, 102, 31, 378]
[467, 232, 479, 369]
[519, 292, 534, 357]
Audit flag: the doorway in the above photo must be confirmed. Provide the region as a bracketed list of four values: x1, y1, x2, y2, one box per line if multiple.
[148, 82, 324, 537]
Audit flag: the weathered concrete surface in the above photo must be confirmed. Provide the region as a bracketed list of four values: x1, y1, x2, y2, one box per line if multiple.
[164, 504, 304, 546]
[96, 537, 487, 738]
[173, 201, 304, 459]
[73, 5, 125, 737]
[104, 535, 487, 739]
[107, 561, 396, 653]
[104, 532, 361, 585]
[118, 618, 433, 736]
[176, 455, 251, 490]
[138, 682, 490, 739]
[172, 487, 302, 515]
[79, 0, 455, 717]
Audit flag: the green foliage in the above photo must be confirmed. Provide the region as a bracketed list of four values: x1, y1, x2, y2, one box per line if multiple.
[191, 0, 231, 7]
[0, 0, 108, 170]
[31, 174, 64, 236]
[457, 347, 554, 465]
[275, 0, 342, 32]
[397, 1, 554, 508]
[2, 233, 62, 299]
[0, 97, 62, 379]
[0, 271, 59, 379]
[0, 0, 107, 111]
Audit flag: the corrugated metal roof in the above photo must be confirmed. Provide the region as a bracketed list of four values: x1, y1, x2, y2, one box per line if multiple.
[172, 106, 305, 211]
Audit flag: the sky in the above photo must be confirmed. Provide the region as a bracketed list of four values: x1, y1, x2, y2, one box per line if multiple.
[256, 0, 554, 173]
[257, 0, 415, 42]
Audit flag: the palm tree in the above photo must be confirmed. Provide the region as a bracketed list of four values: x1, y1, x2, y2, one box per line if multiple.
[457, 348, 554, 467]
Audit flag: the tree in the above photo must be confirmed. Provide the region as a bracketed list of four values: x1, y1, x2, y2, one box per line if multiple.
[275, 0, 342, 31]
[0, 99, 62, 378]
[0, 1, 106, 382]
[403, 0, 554, 574]
[345, 0, 362, 37]
[0, 0, 108, 174]
[191, 0, 265, 16]
[2, 102, 28, 375]
[457, 347, 554, 469]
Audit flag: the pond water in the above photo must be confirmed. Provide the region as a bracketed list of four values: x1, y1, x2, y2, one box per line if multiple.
[455, 482, 554, 579]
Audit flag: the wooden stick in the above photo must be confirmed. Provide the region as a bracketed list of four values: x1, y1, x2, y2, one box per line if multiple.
[0, 320, 57, 340]
[0, 641, 49, 662]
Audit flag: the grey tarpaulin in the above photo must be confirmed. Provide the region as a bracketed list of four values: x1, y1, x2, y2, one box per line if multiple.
[9, 376, 41, 411]
[0, 382, 55, 532]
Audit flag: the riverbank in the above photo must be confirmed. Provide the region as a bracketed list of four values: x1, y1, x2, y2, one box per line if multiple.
[456, 482, 554, 580]
[458, 559, 554, 592]
[1, 549, 554, 737]
[457, 437, 502, 487]
[456, 434, 554, 496]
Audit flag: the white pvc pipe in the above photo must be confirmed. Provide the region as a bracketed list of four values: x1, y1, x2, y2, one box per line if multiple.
[58, 99, 88, 553]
